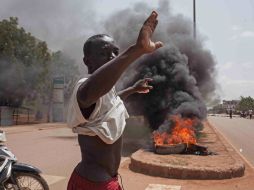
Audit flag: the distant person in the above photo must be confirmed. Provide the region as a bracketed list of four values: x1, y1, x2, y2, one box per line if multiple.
[229, 109, 232, 119]
[249, 109, 253, 119]
[244, 111, 248, 118]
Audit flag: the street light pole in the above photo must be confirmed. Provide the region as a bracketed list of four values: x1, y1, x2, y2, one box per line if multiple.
[193, 0, 196, 39]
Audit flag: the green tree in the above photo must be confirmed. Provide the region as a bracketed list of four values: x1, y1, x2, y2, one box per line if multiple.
[237, 96, 254, 111]
[0, 17, 50, 107]
[0, 17, 80, 122]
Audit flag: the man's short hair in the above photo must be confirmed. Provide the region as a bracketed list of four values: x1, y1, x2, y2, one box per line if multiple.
[83, 34, 111, 57]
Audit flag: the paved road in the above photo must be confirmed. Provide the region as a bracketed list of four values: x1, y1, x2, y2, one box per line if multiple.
[208, 116, 254, 168]
[2, 124, 79, 189]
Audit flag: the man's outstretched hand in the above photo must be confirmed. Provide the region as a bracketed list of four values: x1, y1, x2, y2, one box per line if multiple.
[136, 11, 163, 54]
[132, 78, 153, 94]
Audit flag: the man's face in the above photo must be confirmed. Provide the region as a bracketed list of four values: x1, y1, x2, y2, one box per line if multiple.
[86, 36, 119, 73]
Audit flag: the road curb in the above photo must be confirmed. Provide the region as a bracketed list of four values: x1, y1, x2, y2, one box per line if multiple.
[129, 121, 245, 179]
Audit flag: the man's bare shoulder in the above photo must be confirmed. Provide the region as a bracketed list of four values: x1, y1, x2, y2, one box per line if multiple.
[76, 77, 96, 119]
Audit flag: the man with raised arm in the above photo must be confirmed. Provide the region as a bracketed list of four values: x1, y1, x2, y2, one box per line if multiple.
[67, 11, 163, 190]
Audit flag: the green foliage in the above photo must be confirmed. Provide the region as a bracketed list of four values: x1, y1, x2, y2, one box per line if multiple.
[237, 96, 254, 111]
[0, 17, 51, 106]
[0, 17, 79, 108]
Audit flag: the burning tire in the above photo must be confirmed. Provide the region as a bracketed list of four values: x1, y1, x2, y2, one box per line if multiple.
[155, 143, 187, 155]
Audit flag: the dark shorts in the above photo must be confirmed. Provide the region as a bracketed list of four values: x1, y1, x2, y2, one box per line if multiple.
[67, 170, 122, 190]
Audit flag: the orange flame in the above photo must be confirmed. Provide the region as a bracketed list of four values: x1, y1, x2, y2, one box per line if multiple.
[153, 115, 197, 145]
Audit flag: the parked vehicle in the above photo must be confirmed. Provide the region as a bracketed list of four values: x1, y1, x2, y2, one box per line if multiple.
[0, 130, 49, 190]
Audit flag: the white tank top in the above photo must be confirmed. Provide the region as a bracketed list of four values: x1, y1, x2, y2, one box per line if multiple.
[67, 78, 129, 144]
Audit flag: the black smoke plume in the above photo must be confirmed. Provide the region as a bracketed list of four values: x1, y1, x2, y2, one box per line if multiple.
[105, 1, 217, 129]
[138, 47, 207, 129]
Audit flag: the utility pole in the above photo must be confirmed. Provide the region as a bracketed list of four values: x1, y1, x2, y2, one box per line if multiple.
[193, 0, 196, 39]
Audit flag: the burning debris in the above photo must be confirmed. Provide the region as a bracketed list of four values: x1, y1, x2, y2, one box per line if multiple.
[154, 143, 211, 156]
[104, 0, 218, 155]
[102, 1, 219, 157]
[153, 115, 198, 146]
[153, 115, 215, 156]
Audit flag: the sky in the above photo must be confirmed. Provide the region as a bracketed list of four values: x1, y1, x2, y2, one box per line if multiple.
[1, 0, 254, 101]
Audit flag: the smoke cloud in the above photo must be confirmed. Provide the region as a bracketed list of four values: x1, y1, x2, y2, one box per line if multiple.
[0, 0, 99, 50]
[0, 0, 103, 74]
[104, 0, 217, 129]
[0, 0, 218, 128]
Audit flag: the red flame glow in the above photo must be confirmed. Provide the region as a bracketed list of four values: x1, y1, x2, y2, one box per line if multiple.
[153, 115, 198, 145]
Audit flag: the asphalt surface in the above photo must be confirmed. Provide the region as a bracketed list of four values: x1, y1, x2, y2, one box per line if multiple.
[2, 124, 78, 189]
[208, 116, 254, 168]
